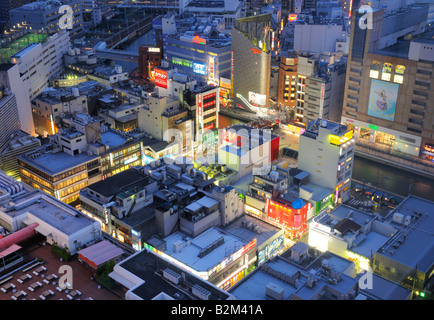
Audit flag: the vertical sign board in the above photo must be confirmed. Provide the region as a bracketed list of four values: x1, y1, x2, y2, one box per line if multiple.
[231, 50, 234, 98]
[319, 83, 325, 116]
[197, 93, 203, 131]
[209, 56, 215, 81]
[154, 68, 167, 89]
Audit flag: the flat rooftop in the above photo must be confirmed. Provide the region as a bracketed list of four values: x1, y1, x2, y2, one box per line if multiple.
[162, 227, 249, 272]
[101, 131, 128, 148]
[378, 195, 434, 273]
[229, 256, 307, 300]
[87, 167, 155, 197]
[116, 248, 233, 300]
[224, 214, 283, 248]
[316, 205, 375, 231]
[1, 191, 97, 235]
[19, 147, 98, 175]
[358, 272, 412, 300]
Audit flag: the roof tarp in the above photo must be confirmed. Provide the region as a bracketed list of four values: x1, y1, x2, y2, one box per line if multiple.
[78, 240, 124, 269]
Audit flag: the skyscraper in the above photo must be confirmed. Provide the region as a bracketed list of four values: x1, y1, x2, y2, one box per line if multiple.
[341, 4, 434, 173]
[0, 89, 20, 152]
[231, 14, 272, 111]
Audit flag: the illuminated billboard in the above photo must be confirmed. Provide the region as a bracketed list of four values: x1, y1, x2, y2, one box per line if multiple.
[154, 68, 167, 89]
[193, 62, 206, 75]
[248, 91, 266, 106]
[367, 79, 399, 122]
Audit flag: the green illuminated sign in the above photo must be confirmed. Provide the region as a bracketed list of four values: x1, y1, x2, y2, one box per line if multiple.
[368, 124, 379, 131]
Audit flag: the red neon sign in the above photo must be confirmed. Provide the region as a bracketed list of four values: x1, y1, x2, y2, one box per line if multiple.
[250, 48, 261, 54]
[154, 68, 167, 89]
[193, 35, 206, 45]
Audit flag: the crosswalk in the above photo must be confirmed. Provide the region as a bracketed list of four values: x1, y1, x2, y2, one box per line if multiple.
[348, 198, 364, 207]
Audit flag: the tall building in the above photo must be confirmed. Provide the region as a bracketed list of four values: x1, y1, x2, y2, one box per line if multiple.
[294, 53, 347, 124]
[0, 30, 70, 136]
[9, 0, 84, 37]
[341, 4, 434, 174]
[184, 0, 245, 31]
[162, 16, 232, 86]
[231, 14, 272, 111]
[298, 118, 355, 203]
[0, 0, 34, 32]
[277, 51, 298, 111]
[138, 45, 163, 81]
[0, 90, 21, 152]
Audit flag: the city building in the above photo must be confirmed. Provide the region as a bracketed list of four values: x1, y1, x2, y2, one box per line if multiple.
[184, 0, 245, 31]
[373, 195, 434, 293]
[229, 253, 359, 300]
[138, 44, 163, 81]
[294, 52, 347, 124]
[245, 165, 289, 217]
[308, 205, 395, 272]
[79, 166, 159, 250]
[0, 31, 70, 136]
[108, 244, 235, 300]
[189, 85, 220, 151]
[341, 4, 434, 175]
[32, 86, 89, 135]
[0, 130, 41, 178]
[162, 15, 232, 86]
[298, 119, 355, 203]
[97, 102, 141, 133]
[9, 0, 84, 37]
[144, 226, 257, 290]
[277, 51, 298, 111]
[0, 175, 102, 255]
[137, 83, 194, 156]
[293, 15, 348, 55]
[218, 124, 280, 180]
[231, 14, 272, 111]
[357, 271, 413, 300]
[0, 90, 21, 152]
[224, 214, 285, 266]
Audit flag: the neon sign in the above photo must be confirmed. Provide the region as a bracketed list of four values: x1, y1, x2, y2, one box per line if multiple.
[192, 35, 206, 45]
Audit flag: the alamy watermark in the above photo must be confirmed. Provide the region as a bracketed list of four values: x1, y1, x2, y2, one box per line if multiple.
[358, 5, 373, 30]
[58, 265, 73, 290]
[59, 5, 73, 30]
[163, 127, 274, 175]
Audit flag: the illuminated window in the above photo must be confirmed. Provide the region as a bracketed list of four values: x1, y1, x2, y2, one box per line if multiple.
[394, 75, 404, 84]
[370, 61, 380, 79]
[381, 63, 393, 81]
[394, 65, 405, 84]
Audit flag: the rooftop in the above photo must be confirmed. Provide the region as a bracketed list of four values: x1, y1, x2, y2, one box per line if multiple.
[19, 145, 98, 175]
[315, 205, 375, 232]
[162, 227, 249, 273]
[0, 190, 97, 236]
[114, 247, 233, 300]
[86, 167, 155, 198]
[229, 256, 307, 300]
[224, 214, 283, 248]
[378, 195, 434, 273]
[100, 131, 127, 148]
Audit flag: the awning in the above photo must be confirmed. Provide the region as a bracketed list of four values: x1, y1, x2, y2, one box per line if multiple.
[22, 219, 34, 226]
[35, 226, 51, 237]
[78, 240, 124, 269]
[108, 271, 139, 289]
[0, 244, 22, 258]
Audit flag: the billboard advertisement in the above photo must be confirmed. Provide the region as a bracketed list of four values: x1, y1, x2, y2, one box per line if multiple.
[154, 68, 167, 89]
[249, 91, 266, 106]
[193, 62, 206, 75]
[367, 79, 399, 122]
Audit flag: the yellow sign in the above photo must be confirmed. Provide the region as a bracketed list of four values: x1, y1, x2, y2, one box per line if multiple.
[329, 130, 353, 146]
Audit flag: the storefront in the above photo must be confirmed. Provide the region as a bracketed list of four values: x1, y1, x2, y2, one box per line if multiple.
[342, 117, 422, 157]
